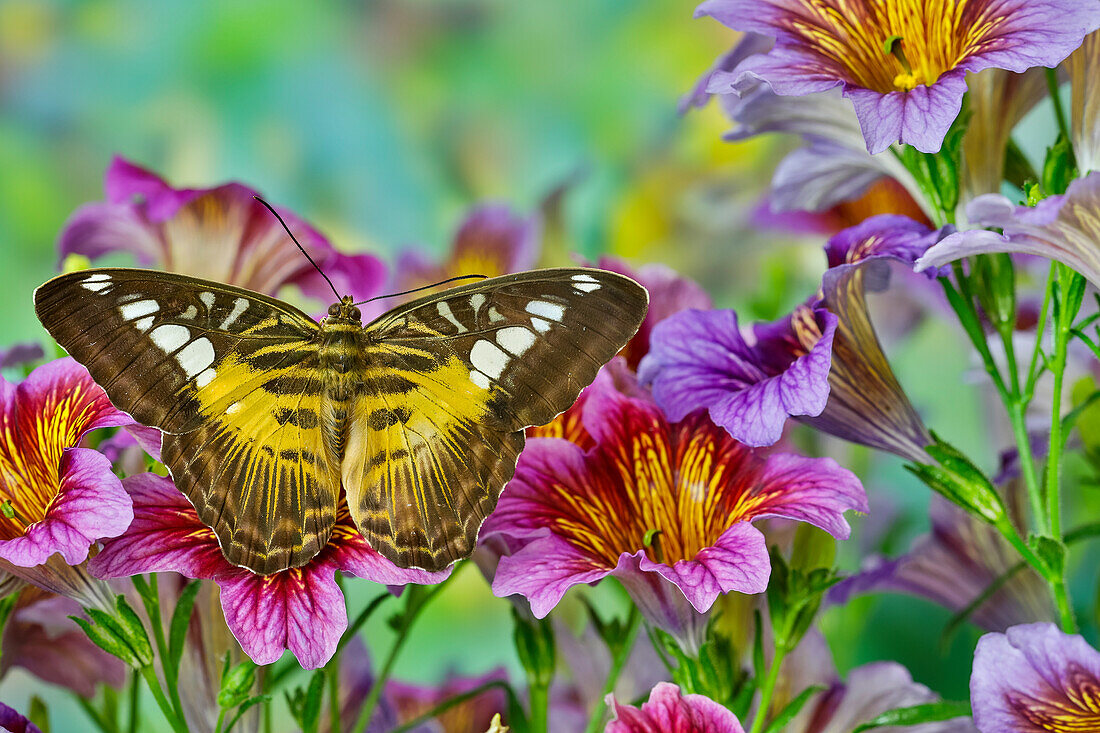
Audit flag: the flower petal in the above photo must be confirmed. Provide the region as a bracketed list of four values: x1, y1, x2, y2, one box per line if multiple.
[217, 561, 347, 669]
[491, 534, 612, 619]
[607, 682, 746, 733]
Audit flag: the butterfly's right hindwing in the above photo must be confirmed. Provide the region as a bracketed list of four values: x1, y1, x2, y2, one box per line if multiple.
[34, 268, 341, 574]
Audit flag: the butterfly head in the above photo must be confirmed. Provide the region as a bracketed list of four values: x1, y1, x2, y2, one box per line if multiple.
[325, 296, 362, 325]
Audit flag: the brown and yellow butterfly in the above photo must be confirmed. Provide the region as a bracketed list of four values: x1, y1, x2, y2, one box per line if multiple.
[35, 267, 648, 574]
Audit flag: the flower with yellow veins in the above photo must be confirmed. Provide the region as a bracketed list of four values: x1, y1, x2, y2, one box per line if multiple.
[697, 0, 1100, 154]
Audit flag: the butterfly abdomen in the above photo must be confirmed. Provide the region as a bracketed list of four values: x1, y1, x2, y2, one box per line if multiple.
[318, 320, 367, 462]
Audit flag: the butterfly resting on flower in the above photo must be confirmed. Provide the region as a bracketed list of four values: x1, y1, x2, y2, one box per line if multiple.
[34, 265, 648, 574]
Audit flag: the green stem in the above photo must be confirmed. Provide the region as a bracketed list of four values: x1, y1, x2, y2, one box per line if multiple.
[583, 608, 642, 733]
[1000, 319, 1047, 535]
[127, 672, 140, 733]
[748, 641, 790, 733]
[215, 708, 227, 733]
[1046, 68, 1073, 151]
[529, 676, 550, 733]
[351, 577, 457, 733]
[327, 649, 341, 733]
[140, 665, 188, 733]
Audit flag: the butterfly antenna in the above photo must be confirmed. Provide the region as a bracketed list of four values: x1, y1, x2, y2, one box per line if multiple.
[253, 195, 341, 300]
[354, 274, 488, 306]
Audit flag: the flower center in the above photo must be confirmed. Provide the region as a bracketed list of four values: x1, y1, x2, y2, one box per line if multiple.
[1007, 665, 1100, 731]
[777, 0, 1008, 93]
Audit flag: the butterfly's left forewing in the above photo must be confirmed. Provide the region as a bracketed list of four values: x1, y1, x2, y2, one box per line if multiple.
[344, 269, 648, 570]
[34, 269, 342, 574]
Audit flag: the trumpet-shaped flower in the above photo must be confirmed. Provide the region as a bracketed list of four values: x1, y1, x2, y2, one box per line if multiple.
[971, 623, 1100, 732]
[1070, 31, 1100, 175]
[606, 682, 746, 733]
[58, 156, 387, 303]
[642, 215, 939, 460]
[0, 358, 134, 609]
[696, 0, 1100, 154]
[917, 172, 1100, 288]
[484, 369, 865, 648]
[90, 474, 447, 669]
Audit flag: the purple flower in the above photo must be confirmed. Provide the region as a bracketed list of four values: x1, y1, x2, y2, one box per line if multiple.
[0, 702, 42, 733]
[971, 623, 1100, 732]
[697, 0, 1100, 154]
[58, 156, 387, 303]
[0, 343, 44, 370]
[484, 369, 865, 651]
[830, 496, 1056, 632]
[89, 474, 447, 669]
[395, 204, 540, 292]
[917, 173, 1100, 288]
[1070, 31, 1100, 175]
[606, 682, 745, 733]
[0, 590, 126, 697]
[0, 358, 136, 609]
[642, 215, 939, 460]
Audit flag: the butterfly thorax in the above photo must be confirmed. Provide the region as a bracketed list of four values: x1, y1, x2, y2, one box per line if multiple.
[319, 298, 366, 462]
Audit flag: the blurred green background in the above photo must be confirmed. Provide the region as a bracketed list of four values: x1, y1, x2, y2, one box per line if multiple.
[0, 0, 1027, 729]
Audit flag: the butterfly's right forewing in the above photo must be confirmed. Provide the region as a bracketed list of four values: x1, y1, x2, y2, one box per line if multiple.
[34, 268, 341, 574]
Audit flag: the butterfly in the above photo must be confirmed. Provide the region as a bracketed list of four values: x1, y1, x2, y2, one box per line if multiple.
[35, 267, 648, 574]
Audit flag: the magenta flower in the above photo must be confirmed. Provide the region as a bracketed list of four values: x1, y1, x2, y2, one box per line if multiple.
[484, 369, 865, 648]
[395, 203, 540, 291]
[89, 474, 447, 669]
[641, 215, 939, 460]
[1, 590, 126, 697]
[971, 623, 1100, 732]
[58, 156, 387, 302]
[696, 0, 1100, 154]
[0, 358, 134, 609]
[606, 682, 745, 733]
[918, 172, 1100, 288]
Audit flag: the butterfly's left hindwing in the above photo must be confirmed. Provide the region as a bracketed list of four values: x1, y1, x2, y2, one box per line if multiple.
[34, 269, 342, 574]
[344, 269, 649, 570]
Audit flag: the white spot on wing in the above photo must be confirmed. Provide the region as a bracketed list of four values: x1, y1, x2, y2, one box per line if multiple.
[573, 282, 600, 293]
[526, 300, 564, 322]
[572, 273, 599, 283]
[487, 306, 506, 323]
[195, 368, 216, 388]
[119, 299, 159, 321]
[134, 316, 154, 333]
[181, 305, 198, 320]
[199, 292, 216, 310]
[436, 301, 467, 333]
[469, 370, 491, 390]
[531, 317, 551, 333]
[81, 281, 111, 293]
[219, 297, 249, 330]
[470, 293, 486, 313]
[470, 339, 509, 379]
[151, 324, 190, 354]
[227, 401, 242, 414]
[176, 338, 215, 378]
[83, 273, 111, 283]
[496, 326, 536, 356]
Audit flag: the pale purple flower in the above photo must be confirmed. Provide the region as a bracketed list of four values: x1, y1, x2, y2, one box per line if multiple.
[830, 496, 1056, 632]
[90, 474, 448, 669]
[971, 623, 1100, 731]
[0, 343, 44, 370]
[606, 682, 745, 733]
[696, 0, 1100, 154]
[484, 368, 866, 651]
[58, 156, 387, 303]
[917, 172, 1100, 288]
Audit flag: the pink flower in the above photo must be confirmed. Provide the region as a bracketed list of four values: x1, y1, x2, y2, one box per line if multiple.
[606, 682, 745, 733]
[90, 474, 448, 669]
[58, 156, 387, 303]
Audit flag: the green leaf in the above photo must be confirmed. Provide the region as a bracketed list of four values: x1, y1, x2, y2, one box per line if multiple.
[852, 701, 972, 731]
[1042, 134, 1075, 196]
[300, 669, 325, 733]
[908, 434, 1006, 525]
[222, 695, 271, 733]
[512, 608, 556, 686]
[218, 661, 257, 709]
[28, 695, 49, 733]
[113, 594, 154, 666]
[167, 580, 202, 686]
[70, 614, 141, 668]
[1028, 535, 1067, 578]
[762, 685, 823, 733]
